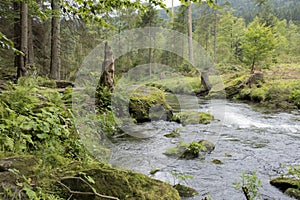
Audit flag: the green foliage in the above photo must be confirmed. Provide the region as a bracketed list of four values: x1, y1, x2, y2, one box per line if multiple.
[169, 170, 194, 185]
[233, 171, 262, 200]
[1, 168, 63, 200]
[288, 165, 300, 179]
[0, 78, 86, 159]
[185, 142, 206, 156]
[241, 17, 277, 69]
[164, 128, 181, 138]
[289, 90, 300, 108]
[0, 31, 24, 56]
[95, 85, 112, 112]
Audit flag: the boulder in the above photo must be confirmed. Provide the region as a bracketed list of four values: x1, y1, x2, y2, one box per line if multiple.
[165, 140, 215, 159]
[129, 87, 173, 123]
[173, 184, 198, 197]
[171, 111, 213, 126]
[0, 156, 180, 200]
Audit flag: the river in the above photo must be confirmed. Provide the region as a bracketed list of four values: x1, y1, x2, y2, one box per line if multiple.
[109, 94, 300, 199]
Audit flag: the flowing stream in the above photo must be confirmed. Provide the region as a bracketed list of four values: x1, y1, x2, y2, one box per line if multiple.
[109, 94, 300, 199]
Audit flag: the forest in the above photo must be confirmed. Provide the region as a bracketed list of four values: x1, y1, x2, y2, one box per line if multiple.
[0, 0, 300, 199]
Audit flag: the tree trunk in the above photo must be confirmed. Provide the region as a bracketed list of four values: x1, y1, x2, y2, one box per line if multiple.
[213, 0, 218, 63]
[171, 0, 174, 24]
[187, 0, 194, 64]
[28, 16, 34, 68]
[100, 42, 114, 91]
[13, 1, 20, 78]
[18, 2, 28, 78]
[50, 0, 61, 80]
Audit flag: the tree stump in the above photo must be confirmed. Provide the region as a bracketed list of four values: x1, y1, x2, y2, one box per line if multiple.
[100, 42, 114, 91]
[248, 70, 264, 87]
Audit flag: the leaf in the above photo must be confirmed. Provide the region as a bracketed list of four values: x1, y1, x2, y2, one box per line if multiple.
[36, 133, 49, 139]
[85, 175, 96, 184]
[23, 185, 38, 199]
[5, 136, 14, 150]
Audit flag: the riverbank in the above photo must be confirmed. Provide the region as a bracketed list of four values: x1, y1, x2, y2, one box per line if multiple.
[219, 63, 300, 112]
[0, 78, 180, 200]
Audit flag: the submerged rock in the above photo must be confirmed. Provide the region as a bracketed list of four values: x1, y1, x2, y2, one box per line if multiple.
[270, 177, 300, 200]
[165, 140, 215, 159]
[164, 128, 180, 138]
[212, 159, 224, 165]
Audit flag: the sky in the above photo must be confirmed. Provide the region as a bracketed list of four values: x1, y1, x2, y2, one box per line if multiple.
[164, 0, 181, 8]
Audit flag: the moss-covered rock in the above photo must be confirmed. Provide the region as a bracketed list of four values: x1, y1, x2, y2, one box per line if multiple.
[270, 177, 299, 192]
[198, 140, 215, 153]
[164, 140, 215, 159]
[173, 184, 199, 197]
[171, 111, 213, 126]
[164, 128, 180, 138]
[224, 74, 249, 98]
[212, 159, 224, 165]
[0, 155, 42, 199]
[0, 156, 180, 200]
[270, 177, 300, 199]
[129, 87, 173, 123]
[285, 188, 300, 199]
[73, 167, 180, 200]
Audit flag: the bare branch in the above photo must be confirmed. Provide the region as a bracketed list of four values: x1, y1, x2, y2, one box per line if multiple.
[58, 176, 120, 200]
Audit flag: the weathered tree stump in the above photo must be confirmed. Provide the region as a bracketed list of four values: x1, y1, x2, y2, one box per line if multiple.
[99, 42, 114, 91]
[248, 69, 264, 87]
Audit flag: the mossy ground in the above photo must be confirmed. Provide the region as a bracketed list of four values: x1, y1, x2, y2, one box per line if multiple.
[0, 78, 180, 200]
[146, 76, 201, 94]
[215, 63, 300, 112]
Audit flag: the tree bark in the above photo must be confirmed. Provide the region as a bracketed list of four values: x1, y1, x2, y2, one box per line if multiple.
[171, 0, 174, 24]
[100, 42, 114, 91]
[50, 0, 61, 80]
[213, 0, 218, 63]
[187, 0, 194, 64]
[13, 1, 20, 78]
[18, 2, 28, 78]
[28, 16, 34, 67]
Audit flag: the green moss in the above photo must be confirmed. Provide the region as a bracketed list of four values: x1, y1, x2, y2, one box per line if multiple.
[171, 111, 213, 126]
[83, 167, 180, 200]
[129, 87, 173, 123]
[164, 142, 188, 157]
[173, 184, 199, 197]
[0, 156, 180, 200]
[222, 64, 300, 112]
[270, 177, 300, 192]
[149, 168, 160, 175]
[180, 142, 207, 159]
[212, 159, 224, 165]
[147, 77, 201, 94]
[164, 140, 215, 159]
[285, 188, 300, 199]
[164, 128, 180, 138]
